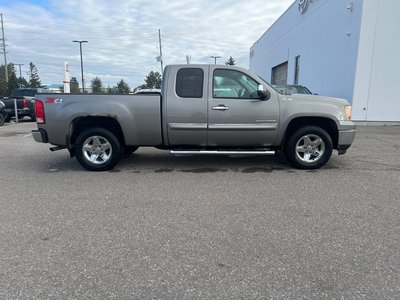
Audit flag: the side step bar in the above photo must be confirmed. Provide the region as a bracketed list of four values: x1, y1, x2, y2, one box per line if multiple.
[170, 150, 275, 155]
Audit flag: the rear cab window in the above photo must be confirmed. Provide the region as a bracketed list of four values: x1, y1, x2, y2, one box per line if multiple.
[175, 68, 204, 98]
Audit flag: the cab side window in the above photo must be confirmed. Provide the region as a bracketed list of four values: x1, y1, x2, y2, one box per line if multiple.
[213, 69, 260, 99]
[176, 68, 204, 98]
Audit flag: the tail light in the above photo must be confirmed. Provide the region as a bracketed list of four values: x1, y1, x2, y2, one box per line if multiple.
[23, 98, 28, 109]
[35, 100, 45, 124]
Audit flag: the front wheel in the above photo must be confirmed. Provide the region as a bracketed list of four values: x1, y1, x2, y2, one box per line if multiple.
[75, 128, 122, 171]
[0, 114, 4, 126]
[285, 126, 333, 169]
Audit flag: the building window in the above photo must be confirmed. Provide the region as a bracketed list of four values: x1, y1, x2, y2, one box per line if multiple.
[271, 61, 288, 86]
[176, 68, 204, 98]
[294, 55, 300, 84]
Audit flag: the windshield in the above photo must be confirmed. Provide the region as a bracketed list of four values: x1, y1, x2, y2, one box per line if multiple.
[256, 75, 279, 92]
[293, 86, 311, 94]
[273, 85, 312, 95]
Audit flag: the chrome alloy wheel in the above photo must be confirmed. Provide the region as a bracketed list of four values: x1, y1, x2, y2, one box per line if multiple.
[82, 135, 112, 165]
[295, 134, 325, 163]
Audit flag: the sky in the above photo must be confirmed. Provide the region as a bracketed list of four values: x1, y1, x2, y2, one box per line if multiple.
[0, 0, 294, 89]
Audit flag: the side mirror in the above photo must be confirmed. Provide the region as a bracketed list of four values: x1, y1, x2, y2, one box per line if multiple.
[257, 84, 270, 100]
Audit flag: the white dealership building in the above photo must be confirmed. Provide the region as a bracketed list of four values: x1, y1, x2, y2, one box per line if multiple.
[250, 0, 400, 122]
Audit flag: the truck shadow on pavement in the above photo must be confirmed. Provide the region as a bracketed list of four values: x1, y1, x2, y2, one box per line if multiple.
[108, 151, 340, 173]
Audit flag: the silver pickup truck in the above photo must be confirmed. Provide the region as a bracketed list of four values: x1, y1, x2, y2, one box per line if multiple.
[32, 64, 356, 171]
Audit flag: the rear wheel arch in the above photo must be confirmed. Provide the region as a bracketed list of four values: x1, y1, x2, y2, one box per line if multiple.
[68, 116, 125, 146]
[68, 116, 126, 154]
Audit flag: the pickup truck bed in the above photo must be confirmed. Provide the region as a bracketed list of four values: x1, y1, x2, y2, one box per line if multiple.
[37, 94, 163, 147]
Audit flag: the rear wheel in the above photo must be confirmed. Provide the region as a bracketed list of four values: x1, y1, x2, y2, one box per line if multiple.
[75, 128, 122, 171]
[0, 114, 4, 126]
[285, 126, 333, 169]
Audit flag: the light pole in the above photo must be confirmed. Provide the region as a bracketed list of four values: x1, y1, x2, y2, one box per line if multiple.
[1, 13, 8, 83]
[73, 40, 88, 93]
[210, 56, 221, 65]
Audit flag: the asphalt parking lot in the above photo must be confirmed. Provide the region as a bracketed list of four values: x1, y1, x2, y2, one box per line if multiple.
[0, 121, 399, 299]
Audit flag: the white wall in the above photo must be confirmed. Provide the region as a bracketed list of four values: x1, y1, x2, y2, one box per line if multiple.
[352, 0, 400, 121]
[250, 0, 363, 98]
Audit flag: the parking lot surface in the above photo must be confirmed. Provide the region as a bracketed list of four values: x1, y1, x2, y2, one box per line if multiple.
[1, 121, 399, 299]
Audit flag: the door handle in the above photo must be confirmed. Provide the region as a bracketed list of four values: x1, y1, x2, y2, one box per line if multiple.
[212, 105, 229, 111]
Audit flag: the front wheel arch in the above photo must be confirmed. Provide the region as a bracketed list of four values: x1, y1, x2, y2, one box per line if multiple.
[281, 117, 339, 151]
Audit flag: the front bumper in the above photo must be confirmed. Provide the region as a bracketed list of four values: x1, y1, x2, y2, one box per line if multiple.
[338, 129, 356, 145]
[337, 122, 356, 155]
[32, 129, 48, 143]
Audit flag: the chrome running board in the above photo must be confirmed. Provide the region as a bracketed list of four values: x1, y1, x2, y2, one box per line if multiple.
[169, 150, 275, 155]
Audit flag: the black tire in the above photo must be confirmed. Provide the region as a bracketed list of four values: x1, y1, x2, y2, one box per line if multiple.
[0, 114, 4, 126]
[75, 128, 122, 171]
[285, 126, 333, 169]
[123, 146, 139, 157]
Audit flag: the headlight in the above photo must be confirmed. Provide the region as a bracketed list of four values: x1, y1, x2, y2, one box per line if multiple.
[344, 105, 352, 120]
[0, 100, 5, 108]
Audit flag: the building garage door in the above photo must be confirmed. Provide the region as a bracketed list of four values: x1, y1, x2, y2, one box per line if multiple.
[271, 61, 288, 85]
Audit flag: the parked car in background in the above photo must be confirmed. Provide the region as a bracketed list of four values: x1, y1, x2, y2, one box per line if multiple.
[0, 95, 30, 121]
[1, 88, 47, 122]
[0, 100, 7, 126]
[274, 84, 313, 95]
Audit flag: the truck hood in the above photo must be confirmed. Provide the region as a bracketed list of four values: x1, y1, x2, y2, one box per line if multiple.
[280, 93, 350, 106]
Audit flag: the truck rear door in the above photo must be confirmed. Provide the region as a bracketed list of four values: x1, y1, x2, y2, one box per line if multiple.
[164, 65, 209, 146]
[207, 66, 279, 147]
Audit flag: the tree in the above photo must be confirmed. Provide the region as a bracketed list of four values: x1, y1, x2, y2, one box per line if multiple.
[27, 62, 43, 88]
[0, 65, 7, 95]
[140, 71, 161, 89]
[70, 77, 80, 93]
[17, 77, 28, 88]
[116, 79, 130, 94]
[91, 77, 103, 94]
[107, 85, 113, 94]
[7, 65, 19, 95]
[225, 56, 236, 66]
[0, 64, 28, 95]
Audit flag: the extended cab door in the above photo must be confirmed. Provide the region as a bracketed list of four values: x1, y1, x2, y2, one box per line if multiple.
[207, 66, 279, 147]
[165, 65, 209, 146]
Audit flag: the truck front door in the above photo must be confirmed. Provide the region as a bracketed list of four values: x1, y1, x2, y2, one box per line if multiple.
[207, 67, 279, 147]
